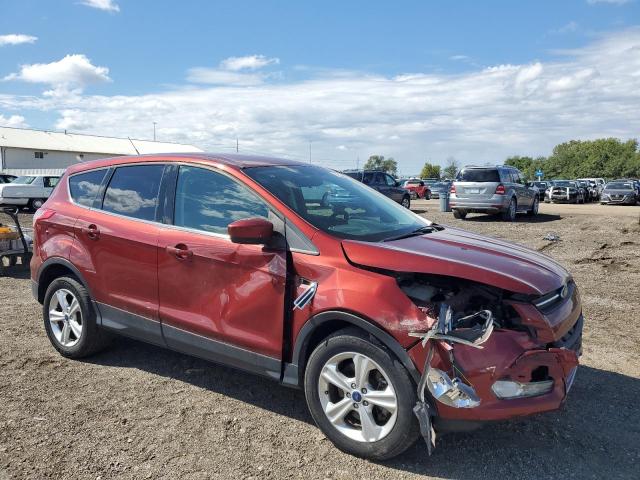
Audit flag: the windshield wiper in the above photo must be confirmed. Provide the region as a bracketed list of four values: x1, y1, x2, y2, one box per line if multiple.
[382, 225, 439, 242]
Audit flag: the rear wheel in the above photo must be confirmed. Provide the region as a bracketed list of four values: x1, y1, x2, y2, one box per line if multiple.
[452, 209, 467, 219]
[43, 276, 110, 358]
[29, 198, 45, 211]
[401, 196, 411, 209]
[304, 330, 420, 460]
[502, 198, 517, 221]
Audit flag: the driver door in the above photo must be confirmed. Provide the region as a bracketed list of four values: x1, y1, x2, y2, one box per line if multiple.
[157, 165, 287, 366]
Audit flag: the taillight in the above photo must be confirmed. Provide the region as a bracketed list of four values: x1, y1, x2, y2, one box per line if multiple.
[33, 208, 55, 225]
[450, 184, 456, 194]
[495, 184, 506, 195]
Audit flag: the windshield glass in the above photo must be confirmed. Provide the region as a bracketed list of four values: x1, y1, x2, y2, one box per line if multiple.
[605, 182, 633, 190]
[245, 165, 430, 242]
[554, 181, 574, 187]
[456, 168, 500, 182]
[12, 176, 36, 184]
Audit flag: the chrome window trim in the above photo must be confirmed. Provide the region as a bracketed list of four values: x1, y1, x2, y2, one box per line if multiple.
[64, 160, 320, 253]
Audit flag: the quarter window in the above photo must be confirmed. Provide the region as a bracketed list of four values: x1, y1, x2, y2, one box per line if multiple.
[102, 165, 164, 221]
[44, 177, 60, 188]
[69, 170, 108, 207]
[173, 166, 269, 235]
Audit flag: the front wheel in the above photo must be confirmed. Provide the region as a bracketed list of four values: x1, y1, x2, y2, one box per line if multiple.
[401, 196, 411, 209]
[527, 196, 539, 216]
[304, 330, 420, 460]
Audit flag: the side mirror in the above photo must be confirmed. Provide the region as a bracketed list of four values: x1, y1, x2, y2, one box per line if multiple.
[394, 181, 400, 187]
[228, 218, 273, 244]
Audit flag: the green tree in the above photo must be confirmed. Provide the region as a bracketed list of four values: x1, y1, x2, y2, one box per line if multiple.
[363, 155, 398, 176]
[419, 162, 441, 179]
[442, 157, 459, 179]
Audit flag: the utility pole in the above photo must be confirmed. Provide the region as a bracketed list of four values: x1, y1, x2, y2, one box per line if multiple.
[236, 137, 239, 153]
[153, 122, 157, 141]
[309, 141, 312, 164]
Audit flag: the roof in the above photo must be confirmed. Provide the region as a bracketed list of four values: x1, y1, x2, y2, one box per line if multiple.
[65, 152, 307, 175]
[0, 126, 202, 155]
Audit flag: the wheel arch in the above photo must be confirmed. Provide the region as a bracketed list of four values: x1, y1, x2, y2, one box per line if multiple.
[284, 310, 421, 388]
[36, 257, 91, 304]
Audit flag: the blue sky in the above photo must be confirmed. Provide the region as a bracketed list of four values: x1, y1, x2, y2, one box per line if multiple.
[1, 0, 639, 173]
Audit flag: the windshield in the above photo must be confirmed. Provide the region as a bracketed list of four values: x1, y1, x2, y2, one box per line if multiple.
[456, 168, 500, 182]
[554, 181, 574, 187]
[605, 182, 633, 190]
[12, 176, 36, 184]
[245, 165, 430, 242]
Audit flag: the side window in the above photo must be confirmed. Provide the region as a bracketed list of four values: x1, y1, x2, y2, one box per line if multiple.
[174, 166, 269, 235]
[69, 170, 107, 207]
[513, 171, 523, 184]
[373, 173, 385, 184]
[362, 173, 374, 185]
[384, 174, 396, 186]
[44, 177, 60, 188]
[502, 170, 514, 183]
[102, 165, 164, 221]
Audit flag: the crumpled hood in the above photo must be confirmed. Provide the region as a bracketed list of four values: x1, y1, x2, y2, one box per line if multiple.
[342, 226, 569, 295]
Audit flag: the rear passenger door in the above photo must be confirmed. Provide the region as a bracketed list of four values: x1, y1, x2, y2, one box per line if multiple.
[71, 164, 167, 344]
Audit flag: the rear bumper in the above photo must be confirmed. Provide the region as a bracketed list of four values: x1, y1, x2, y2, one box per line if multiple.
[449, 195, 509, 213]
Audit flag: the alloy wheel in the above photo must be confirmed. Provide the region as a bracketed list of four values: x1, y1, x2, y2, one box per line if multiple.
[48, 288, 83, 347]
[318, 352, 398, 443]
[401, 197, 410, 208]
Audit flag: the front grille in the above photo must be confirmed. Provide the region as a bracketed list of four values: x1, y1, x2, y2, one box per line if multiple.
[550, 314, 583, 355]
[534, 281, 575, 314]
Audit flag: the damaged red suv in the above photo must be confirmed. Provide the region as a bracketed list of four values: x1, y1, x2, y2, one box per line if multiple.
[31, 154, 582, 460]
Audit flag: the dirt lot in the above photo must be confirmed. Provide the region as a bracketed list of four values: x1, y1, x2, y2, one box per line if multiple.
[1, 203, 639, 480]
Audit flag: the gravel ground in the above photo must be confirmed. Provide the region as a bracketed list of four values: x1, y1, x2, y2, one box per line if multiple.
[1, 203, 639, 480]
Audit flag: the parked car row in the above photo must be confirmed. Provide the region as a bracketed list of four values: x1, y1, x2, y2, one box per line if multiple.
[540, 178, 639, 205]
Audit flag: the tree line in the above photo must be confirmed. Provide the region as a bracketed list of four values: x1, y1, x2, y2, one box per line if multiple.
[361, 138, 640, 181]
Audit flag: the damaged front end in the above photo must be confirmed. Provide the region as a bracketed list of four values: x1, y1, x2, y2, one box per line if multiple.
[396, 273, 582, 454]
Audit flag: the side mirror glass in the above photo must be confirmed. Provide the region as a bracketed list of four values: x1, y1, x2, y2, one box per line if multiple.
[228, 218, 273, 244]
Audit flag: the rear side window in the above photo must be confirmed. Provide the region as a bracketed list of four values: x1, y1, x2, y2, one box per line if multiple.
[173, 166, 269, 235]
[456, 169, 500, 182]
[44, 177, 60, 188]
[69, 169, 108, 207]
[102, 165, 164, 221]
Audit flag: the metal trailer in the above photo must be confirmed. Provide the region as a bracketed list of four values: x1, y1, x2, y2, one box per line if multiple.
[0, 207, 32, 273]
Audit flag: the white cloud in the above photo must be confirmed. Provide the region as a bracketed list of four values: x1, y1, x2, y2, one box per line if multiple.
[0, 114, 28, 128]
[80, 0, 120, 12]
[449, 55, 469, 61]
[220, 55, 280, 71]
[4, 54, 111, 90]
[0, 34, 37, 46]
[187, 55, 280, 86]
[556, 21, 579, 34]
[186, 68, 264, 86]
[587, 0, 631, 4]
[1, 29, 639, 172]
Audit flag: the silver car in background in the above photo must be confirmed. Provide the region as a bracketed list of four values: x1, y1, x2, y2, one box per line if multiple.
[600, 180, 638, 205]
[449, 165, 538, 221]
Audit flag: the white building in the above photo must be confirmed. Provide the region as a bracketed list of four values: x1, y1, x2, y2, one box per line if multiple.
[0, 126, 203, 175]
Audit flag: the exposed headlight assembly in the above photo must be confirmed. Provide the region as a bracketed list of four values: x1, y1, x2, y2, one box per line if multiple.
[491, 379, 554, 399]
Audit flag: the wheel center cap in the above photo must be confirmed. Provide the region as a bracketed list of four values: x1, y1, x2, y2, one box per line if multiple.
[64, 314, 69, 322]
[351, 391, 362, 403]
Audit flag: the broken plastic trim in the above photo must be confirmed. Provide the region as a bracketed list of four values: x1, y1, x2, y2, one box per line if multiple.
[410, 305, 495, 454]
[293, 280, 318, 310]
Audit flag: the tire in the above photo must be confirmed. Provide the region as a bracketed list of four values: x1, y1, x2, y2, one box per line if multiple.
[304, 329, 420, 460]
[502, 198, 517, 221]
[29, 198, 45, 211]
[452, 209, 467, 219]
[43, 276, 110, 358]
[425, 192, 431, 200]
[527, 196, 539, 217]
[401, 196, 411, 209]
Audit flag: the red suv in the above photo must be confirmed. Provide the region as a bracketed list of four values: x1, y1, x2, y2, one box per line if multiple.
[31, 154, 582, 460]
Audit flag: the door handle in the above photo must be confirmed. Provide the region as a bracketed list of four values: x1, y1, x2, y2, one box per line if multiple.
[166, 244, 193, 260]
[81, 224, 100, 240]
